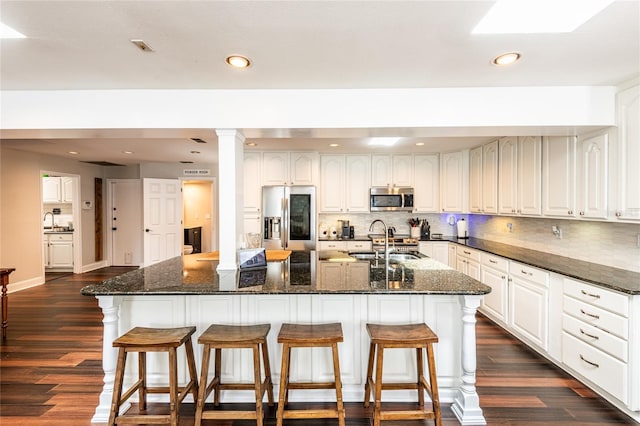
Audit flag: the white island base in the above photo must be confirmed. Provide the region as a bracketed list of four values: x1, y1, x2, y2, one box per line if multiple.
[92, 293, 486, 425]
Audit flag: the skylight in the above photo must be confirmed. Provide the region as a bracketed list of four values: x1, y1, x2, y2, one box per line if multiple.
[472, 0, 615, 34]
[368, 137, 400, 147]
[0, 22, 25, 39]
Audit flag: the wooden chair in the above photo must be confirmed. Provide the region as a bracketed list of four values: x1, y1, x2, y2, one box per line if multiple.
[364, 323, 442, 426]
[195, 324, 274, 426]
[108, 326, 199, 426]
[276, 322, 345, 426]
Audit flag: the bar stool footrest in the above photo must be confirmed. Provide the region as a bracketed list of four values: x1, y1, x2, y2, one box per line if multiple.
[201, 410, 260, 420]
[115, 413, 179, 424]
[286, 382, 338, 390]
[282, 408, 341, 419]
[379, 409, 436, 421]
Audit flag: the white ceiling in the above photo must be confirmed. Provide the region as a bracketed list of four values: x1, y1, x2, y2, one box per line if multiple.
[1, 0, 639, 165]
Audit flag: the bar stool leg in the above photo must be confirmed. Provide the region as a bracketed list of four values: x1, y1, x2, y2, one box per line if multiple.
[213, 347, 222, 406]
[168, 347, 179, 426]
[276, 342, 291, 426]
[426, 344, 442, 426]
[195, 344, 211, 426]
[138, 351, 147, 411]
[373, 344, 384, 426]
[108, 348, 127, 426]
[185, 336, 199, 402]
[251, 343, 264, 426]
[331, 342, 346, 426]
[261, 340, 274, 406]
[417, 347, 425, 407]
[364, 341, 375, 408]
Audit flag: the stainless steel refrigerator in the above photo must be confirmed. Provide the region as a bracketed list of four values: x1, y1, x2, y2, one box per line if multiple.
[262, 186, 316, 251]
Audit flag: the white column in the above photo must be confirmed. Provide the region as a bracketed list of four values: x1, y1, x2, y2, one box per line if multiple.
[92, 295, 125, 423]
[216, 129, 245, 271]
[451, 294, 486, 425]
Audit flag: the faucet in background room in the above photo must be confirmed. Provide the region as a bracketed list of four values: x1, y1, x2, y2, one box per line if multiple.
[43, 211, 54, 230]
[369, 219, 389, 258]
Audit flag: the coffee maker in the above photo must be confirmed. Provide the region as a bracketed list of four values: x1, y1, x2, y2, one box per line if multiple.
[339, 220, 350, 239]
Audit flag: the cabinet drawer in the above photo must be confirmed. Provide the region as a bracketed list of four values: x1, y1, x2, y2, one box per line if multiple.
[562, 332, 628, 404]
[457, 247, 480, 262]
[564, 278, 629, 318]
[562, 314, 628, 362]
[346, 241, 372, 251]
[317, 241, 346, 250]
[480, 252, 508, 272]
[48, 233, 73, 242]
[510, 261, 548, 288]
[563, 296, 628, 340]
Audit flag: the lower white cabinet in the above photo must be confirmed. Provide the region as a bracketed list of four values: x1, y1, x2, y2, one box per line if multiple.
[418, 241, 448, 266]
[455, 247, 480, 280]
[479, 253, 509, 326]
[508, 261, 549, 351]
[44, 233, 74, 269]
[317, 240, 372, 252]
[317, 260, 370, 290]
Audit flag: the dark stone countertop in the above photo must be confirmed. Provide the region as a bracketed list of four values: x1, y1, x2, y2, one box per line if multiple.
[81, 251, 491, 296]
[422, 237, 640, 295]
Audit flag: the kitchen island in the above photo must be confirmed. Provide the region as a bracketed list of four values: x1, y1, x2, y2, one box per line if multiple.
[82, 251, 491, 425]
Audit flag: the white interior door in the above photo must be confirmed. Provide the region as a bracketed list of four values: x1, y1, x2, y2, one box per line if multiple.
[143, 178, 182, 266]
[109, 179, 143, 266]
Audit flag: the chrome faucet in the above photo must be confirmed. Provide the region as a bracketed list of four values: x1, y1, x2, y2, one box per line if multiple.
[369, 219, 389, 258]
[43, 211, 55, 229]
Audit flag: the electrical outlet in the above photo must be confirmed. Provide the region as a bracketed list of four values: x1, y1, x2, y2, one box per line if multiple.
[552, 225, 562, 239]
[507, 223, 513, 233]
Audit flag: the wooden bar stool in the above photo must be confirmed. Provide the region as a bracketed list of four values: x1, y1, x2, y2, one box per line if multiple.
[108, 326, 199, 426]
[364, 323, 442, 426]
[276, 322, 345, 426]
[195, 324, 274, 426]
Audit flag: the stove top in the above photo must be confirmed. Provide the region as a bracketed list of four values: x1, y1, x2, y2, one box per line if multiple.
[369, 235, 419, 247]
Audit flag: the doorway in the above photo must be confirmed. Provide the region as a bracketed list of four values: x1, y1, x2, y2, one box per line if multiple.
[182, 178, 217, 254]
[41, 171, 82, 281]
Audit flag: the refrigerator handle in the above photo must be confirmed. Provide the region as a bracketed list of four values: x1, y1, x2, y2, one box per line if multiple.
[282, 197, 288, 249]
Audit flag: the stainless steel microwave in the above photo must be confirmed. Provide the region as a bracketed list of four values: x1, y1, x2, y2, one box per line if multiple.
[370, 187, 414, 212]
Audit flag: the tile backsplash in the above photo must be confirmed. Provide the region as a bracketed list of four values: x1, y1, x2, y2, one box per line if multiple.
[318, 212, 640, 272]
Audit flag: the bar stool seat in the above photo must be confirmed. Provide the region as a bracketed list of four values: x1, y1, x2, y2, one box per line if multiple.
[195, 324, 274, 426]
[364, 323, 442, 426]
[108, 326, 199, 426]
[276, 323, 345, 426]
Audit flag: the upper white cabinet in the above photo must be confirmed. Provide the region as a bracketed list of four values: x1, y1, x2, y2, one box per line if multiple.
[243, 152, 262, 213]
[440, 150, 469, 213]
[576, 130, 609, 219]
[482, 140, 499, 214]
[499, 136, 542, 216]
[413, 154, 439, 213]
[614, 85, 640, 221]
[371, 154, 413, 187]
[542, 136, 577, 217]
[262, 152, 318, 186]
[43, 177, 74, 203]
[469, 146, 483, 213]
[319, 154, 370, 213]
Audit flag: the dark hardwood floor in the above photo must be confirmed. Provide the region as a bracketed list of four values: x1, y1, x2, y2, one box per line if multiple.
[0, 267, 636, 425]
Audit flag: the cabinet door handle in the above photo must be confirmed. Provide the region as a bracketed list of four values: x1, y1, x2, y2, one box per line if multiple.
[489, 259, 497, 264]
[501, 275, 506, 279]
[463, 250, 471, 255]
[580, 309, 600, 320]
[579, 328, 599, 340]
[579, 354, 599, 368]
[520, 269, 532, 276]
[580, 290, 601, 299]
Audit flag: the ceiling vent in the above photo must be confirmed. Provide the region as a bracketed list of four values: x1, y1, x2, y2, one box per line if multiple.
[180, 161, 194, 164]
[131, 39, 154, 52]
[81, 161, 125, 167]
[190, 138, 207, 144]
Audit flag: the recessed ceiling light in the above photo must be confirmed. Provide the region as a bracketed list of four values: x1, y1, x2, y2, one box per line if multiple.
[0, 22, 25, 39]
[122, 151, 134, 154]
[473, 0, 614, 34]
[245, 142, 258, 147]
[68, 151, 79, 155]
[329, 143, 340, 147]
[131, 39, 154, 52]
[415, 142, 425, 146]
[226, 55, 251, 68]
[368, 137, 400, 147]
[493, 52, 521, 66]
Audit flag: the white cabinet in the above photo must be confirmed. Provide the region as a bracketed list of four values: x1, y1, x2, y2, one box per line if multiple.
[440, 150, 469, 213]
[509, 261, 549, 350]
[562, 278, 630, 404]
[447, 243, 457, 268]
[318, 240, 372, 251]
[499, 136, 542, 216]
[455, 247, 480, 280]
[317, 260, 370, 290]
[413, 154, 439, 212]
[44, 233, 74, 269]
[319, 155, 370, 213]
[262, 152, 318, 185]
[418, 241, 448, 265]
[576, 130, 609, 219]
[479, 253, 509, 326]
[371, 154, 413, 187]
[542, 136, 577, 217]
[614, 85, 640, 221]
[243, 152, 262, 213]
[482, 140, 499, 214]
[468, 146, 483, 213]
[43, 177, 74, 203]
[243, 214, 262, 236]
